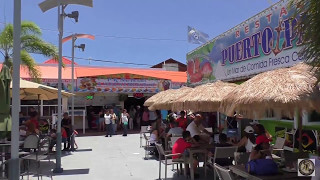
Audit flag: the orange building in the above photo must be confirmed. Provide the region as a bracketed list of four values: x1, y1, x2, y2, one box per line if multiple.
[3, 57, 186, 128]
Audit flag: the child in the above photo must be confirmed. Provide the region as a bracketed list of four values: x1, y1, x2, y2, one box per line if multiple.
[73, 130, 79, 149]
[62, 127, 68, 151]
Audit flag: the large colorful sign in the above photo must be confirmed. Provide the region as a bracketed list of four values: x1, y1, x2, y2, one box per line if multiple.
[77, 77, 171, 93]
[187, 0, 305, 84]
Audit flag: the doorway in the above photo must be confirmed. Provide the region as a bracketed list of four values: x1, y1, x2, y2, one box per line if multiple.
[124, 97, 145, 111]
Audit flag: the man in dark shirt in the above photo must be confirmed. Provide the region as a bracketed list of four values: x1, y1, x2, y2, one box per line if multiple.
[62, 112, 72, 151]
[209, 133, 233, 166]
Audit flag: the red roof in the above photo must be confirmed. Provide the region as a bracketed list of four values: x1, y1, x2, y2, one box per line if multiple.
[43, 57, 78, 65]
[75, 66, 187, 83]
[0, 64, 186, 83]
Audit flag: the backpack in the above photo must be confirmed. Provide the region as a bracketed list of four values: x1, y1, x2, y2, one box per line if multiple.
[245, 159, 278, 175]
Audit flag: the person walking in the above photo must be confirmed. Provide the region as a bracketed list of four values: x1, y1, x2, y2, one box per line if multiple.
[99, 109, 105, 132]
[142, 107, 149, 126]
[104, 109, 112, 137]
[62, 112, 72, 151]
[128, 105, 136, 130]
[135, 105, 142, 128]
[110, 109, 117, 135]
[121, 109, 130, 136]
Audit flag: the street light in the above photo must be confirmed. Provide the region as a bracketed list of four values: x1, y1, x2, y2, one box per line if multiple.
[62, 33, 94, 151]
[38, 0, 93, 173]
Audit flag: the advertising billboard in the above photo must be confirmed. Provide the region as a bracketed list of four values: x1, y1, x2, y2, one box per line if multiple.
[187, 0, 305, 85]
[77, 77, 171, 93]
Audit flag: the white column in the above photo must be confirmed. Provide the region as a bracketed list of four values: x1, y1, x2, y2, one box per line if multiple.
[62, 97, 68, 113]
[40, 100, 44, 116]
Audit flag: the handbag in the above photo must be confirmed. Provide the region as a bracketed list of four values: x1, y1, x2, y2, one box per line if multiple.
[246, 159, 278, 175]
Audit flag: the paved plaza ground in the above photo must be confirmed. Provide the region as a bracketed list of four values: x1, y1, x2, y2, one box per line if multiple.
[23, 131, 213, 180]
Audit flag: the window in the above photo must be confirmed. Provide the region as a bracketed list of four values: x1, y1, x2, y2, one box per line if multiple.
[308, 110, 320, 122]
[281, 110, 294, 121]
[265, 109, 275, 118]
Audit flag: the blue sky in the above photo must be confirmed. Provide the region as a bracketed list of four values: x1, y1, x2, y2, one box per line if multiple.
[2, 0, 275, 67]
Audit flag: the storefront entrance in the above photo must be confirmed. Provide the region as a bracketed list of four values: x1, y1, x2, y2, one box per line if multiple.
[124, 97, 145, 111]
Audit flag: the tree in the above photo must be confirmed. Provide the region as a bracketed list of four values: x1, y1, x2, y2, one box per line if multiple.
[290, 0, 320, 75]
[0, 21, 57, 82]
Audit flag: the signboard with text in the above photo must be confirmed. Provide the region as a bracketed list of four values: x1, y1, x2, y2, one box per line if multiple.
[77, 77, 171, 93]
[187, 0, 304, 84]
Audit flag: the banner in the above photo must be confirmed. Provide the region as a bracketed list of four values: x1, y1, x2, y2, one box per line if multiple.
[187, 0, 304, 85]
[77, 77, 171, 93]
[23, 78, 74, 92]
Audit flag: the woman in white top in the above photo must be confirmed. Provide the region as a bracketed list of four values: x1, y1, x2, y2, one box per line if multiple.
[120, 109, 130, 136]
[104, 110, 112, 137]
[234, 126, 256, 152]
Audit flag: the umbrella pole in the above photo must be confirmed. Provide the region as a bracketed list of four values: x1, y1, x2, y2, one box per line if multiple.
[217, 112, 221, 133]
[38, 94, 40, 117]
[296, 108, 303, 152]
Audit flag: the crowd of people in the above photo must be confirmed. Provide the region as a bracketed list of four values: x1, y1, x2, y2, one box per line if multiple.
[18, 107, 77, 152]
[141, 110, 278, 178]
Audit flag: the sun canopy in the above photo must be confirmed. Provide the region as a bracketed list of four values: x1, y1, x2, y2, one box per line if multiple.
[220, 63, 320, 119]
[10, 79, 73, 100]
[149, 87, 193, 111]
[144, 89, 176, 107]
[172, 81, 238, 112]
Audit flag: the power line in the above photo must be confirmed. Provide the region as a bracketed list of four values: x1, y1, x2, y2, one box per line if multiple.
[64, 56, 186, 69]
[65, 56, 153, 67]
[41, 27, 187, 42]
[0, 21, 187, 42]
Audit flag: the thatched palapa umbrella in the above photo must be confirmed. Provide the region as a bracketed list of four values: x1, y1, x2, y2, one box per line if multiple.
[149, 86, 193, 110]
[220, 63, 320, 151]
[144, 89, 175, 107]
[172, 80, 238, 112]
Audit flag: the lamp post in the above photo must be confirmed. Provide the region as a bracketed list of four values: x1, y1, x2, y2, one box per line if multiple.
[10, 0, 21, 179]
[39, 0, 93, 173]
[62, 33, 94, 151]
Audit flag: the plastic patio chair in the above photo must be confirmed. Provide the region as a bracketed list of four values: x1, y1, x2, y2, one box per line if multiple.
[143, 133, 155, 159]
[140, 126, 149, 148]
[155, 143, 183, 180]
[208, 146, 238, 180]
[272, 137, 285, 159]
[21, 135, 52, 180]
[214, 163, 235, 180]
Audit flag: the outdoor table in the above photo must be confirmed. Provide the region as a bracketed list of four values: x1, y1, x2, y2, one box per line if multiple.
[187, 144, 214, 180]
[229, 164, 311, 180]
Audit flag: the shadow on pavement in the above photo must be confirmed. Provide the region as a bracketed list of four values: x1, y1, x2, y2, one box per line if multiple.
[53, 168, 90, 176]
[21, 161, 55, 179]
[75, 148, 93, 152]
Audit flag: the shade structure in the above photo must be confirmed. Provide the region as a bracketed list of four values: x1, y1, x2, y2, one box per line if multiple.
[149, 87, 193, 110]
[220, 63, 320, 119]
[10, 79, 73, 100]
[172, 81, 238, 112]
[144, 89, 175, 107]
[0, 65, 12, 132]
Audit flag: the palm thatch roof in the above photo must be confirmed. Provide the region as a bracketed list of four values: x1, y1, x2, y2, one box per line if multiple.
[149, 86, 193, 110]
[220, 63, 320, 119]
[144, 89, 175, 107]
[171, 81, 238, 112]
